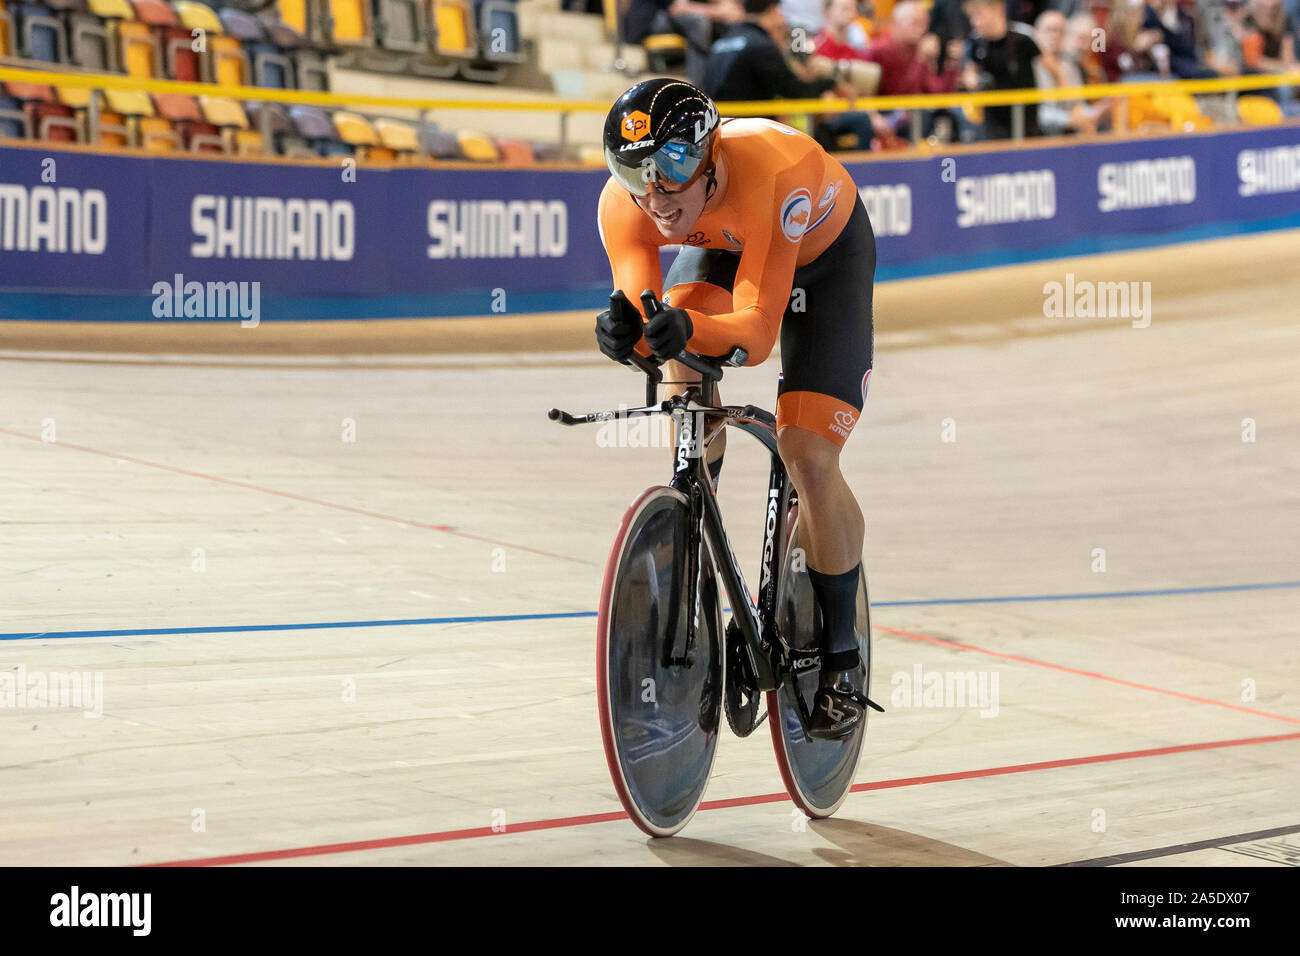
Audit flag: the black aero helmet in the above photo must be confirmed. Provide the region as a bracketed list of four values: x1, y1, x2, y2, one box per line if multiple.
[603, 79, 721, 196]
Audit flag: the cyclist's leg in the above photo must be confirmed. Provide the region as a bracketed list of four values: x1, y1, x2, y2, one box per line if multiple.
[775, 196, 875, 668]
[662, 247, 742, 485]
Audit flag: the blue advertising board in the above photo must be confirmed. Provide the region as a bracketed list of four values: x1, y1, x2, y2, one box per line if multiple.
[1, 124, 1298, 321]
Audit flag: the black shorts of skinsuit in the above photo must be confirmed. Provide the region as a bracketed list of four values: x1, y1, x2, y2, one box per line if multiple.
[662, 192, 876, 437]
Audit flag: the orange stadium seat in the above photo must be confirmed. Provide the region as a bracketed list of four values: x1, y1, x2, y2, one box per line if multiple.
[1237, 95, 1283, 126]
[496, 138, 534, 165]
[0, 7, 14, 57]
[153, 90, 218, 152]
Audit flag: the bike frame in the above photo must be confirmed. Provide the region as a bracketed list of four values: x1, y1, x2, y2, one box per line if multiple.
[549, 348, 805, 705]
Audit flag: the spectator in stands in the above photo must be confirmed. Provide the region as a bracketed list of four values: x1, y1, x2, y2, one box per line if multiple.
[961, 0, 1043, 138]
[1197, 0, 1247, 75]
[1242, 0, 1297, 72]
[1068, 11, 1110, 84]
[705, 0, 837, 100]
[783, 0, 827, 38]
[1100, 0, 1155, 79]
[1008, 0, 1054, 26]
[705, 0, 876, 146]
[1138, 0, 1219, 78]
[623, 0, 745, 87]
[929, 0, 972, 52]
[859, 1, 963, 137]
[815, 0, 873, 57]
[1033, 9, 1110, 133]
[850, 0, 879, 48]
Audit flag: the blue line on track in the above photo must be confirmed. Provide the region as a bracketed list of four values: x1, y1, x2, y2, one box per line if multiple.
[3, 580, 1297, 642]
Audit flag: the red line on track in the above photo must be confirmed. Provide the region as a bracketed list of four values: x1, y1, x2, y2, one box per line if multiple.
[874, 624, 1300, 725]
[142, 730, 1300, 867]
[0, 428, 595, 566]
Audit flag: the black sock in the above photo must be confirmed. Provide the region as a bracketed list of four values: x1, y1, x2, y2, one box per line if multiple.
[807, 564, 861, 667]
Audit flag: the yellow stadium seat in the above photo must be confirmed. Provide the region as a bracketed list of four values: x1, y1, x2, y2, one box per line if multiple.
[140, 116, 178, 152]
[56, 86, 93, 110]
[200, 95, 249, 129]
[642, 33, 686, 54]
[1151, 92, 1200, 116]
[374, 118, 419, 154]
[328, 0, 372, 46]
[88, 0, 135, 18]
[1237, 95, 1283, 126]
[174, 1, 224, 34]
[0, 9, 12, 58]
[577, 145, 605, 167]
[95, 111, 131, 148]
[235, 129, 265, 156]
[333, 110, 378, 146]
[119, 21, 160, 77]
[434, 0, 472, 56]
[456, 129, 498, 162]
[104, 88, 155, 117]
[279, 0, 308, 34]
[212, 36, 248, 86]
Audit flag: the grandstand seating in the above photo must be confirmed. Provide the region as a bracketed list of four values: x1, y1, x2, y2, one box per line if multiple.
[0, 0, 1295, 166]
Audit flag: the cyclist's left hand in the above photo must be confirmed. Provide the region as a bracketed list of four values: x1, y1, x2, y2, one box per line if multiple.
[643, 304, 693, 359]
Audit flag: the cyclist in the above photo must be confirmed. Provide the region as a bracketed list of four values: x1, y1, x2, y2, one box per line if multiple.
[594, 78, 876, 740]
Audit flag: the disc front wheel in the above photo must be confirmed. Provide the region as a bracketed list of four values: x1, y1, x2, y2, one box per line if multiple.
[597, 486, 724, 837]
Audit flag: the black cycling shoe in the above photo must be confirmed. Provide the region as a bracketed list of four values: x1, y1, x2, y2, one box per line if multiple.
[807, 650, 882, 741]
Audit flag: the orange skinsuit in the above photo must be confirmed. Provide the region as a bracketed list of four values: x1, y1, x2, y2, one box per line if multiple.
[597, 118, 859, 367]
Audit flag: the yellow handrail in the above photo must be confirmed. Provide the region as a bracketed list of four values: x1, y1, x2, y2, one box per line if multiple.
[3, 65, 1299, 117]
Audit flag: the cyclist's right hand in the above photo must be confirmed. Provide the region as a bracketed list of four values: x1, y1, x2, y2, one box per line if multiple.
[595, 289, 643, 363]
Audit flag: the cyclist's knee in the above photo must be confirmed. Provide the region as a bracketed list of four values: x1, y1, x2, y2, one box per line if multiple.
[778, 426, 842, 495]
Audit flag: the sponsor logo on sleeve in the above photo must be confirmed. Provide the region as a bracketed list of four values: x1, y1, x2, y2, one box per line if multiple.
[780, 188, 813, 242]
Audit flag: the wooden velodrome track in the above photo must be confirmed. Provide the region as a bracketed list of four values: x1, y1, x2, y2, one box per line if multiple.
[1, 230, 1297, 866]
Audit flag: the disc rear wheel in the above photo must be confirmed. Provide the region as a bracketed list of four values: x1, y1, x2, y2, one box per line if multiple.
[768, 504, 872, 819]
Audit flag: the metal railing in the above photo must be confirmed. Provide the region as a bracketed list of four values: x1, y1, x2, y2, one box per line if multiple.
[2, 64, 1298, 159]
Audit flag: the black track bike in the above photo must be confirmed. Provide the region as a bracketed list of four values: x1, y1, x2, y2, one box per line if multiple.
[549, 292, 879, 837]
